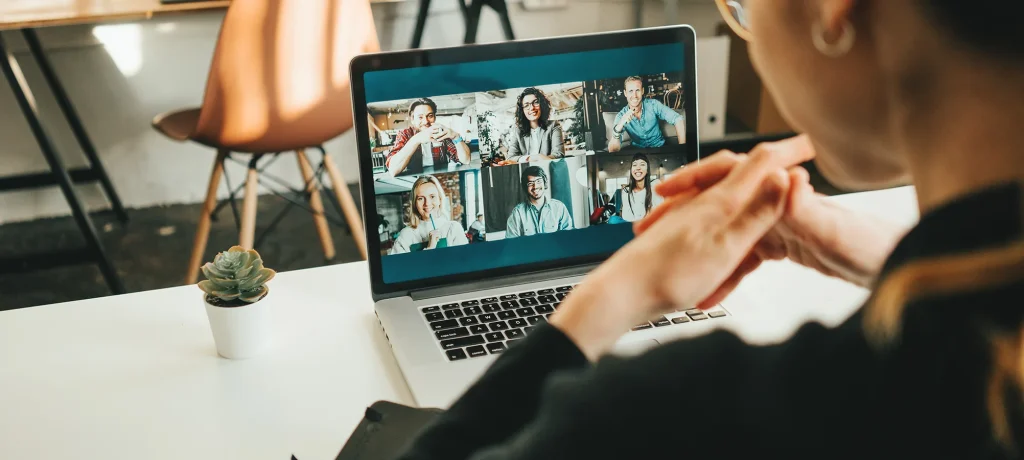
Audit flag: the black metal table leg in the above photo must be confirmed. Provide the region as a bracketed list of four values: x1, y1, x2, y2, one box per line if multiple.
[21, 28, 129, 224]
[410, 0, 432, 49]
[0, 32, 125, 295]
[490, 0, 515, 41]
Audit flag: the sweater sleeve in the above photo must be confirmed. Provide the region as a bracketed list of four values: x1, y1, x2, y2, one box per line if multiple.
[398, 311, 883, 459]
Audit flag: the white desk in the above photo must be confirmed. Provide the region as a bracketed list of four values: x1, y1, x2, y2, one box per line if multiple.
[0, 186, 919, 460]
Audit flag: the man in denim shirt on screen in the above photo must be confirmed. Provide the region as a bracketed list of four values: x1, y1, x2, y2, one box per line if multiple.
[608, 76, 686, 152]
[505, 166, 573, 238]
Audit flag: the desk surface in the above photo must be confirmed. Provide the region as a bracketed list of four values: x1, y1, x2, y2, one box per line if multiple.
[0, 186, 920, 460]
[0, 0, 400, 31]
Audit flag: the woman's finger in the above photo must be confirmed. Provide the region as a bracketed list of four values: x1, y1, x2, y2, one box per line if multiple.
[695, 252, 763, 310]
[632, 188, 700, 235]
[654, 151, 743, 197]
[715, 170, 791, 259]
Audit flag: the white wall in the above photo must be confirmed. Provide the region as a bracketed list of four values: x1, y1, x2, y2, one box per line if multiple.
[0, 0, 722, 224]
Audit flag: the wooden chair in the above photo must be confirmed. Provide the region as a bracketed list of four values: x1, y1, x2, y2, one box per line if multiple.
[153, 0, 378, 284]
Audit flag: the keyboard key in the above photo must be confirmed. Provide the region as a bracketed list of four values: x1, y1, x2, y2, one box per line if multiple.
[461, 300, 480, 307]
[436, 327, 469, 340]
[527, 315, 543, 325]
[555, 292, 568, 300]
[684, 308, 702, 316]
[536, 304, 554, 314]
[481, 297, 499, 303]
[446, 349, 468, 361]
[470, 324, 489, 334]
[518, 297, 539, 306]
[440, 335, 485, 350]
[544, 313, 552, 319]
[479, 313, 498, 322]
[467, 345, 487, 358]
[671, 316, 691, 324]
[537, 295, 557, 304]
[430, 319, 459, 331]
[509, 318, 528, 328]
[422, 306, 440, 313]
[464, 306, 482, 315]
[518, 291, 536, 297]
[486, 342, 506, 354]
[489, 321, 509, 331]
[499, 294, 518, 301]
[653, 317, 671, 327]
[690, 313, 709, 321]
[553, 302, 561, 309]
[425, 312, 444, 322]
[484, 332, 505, 342]
[524, 326, 536, 335]
[505, 328, 525, 339]
[500, 300, 519, 310]
[709, 311, 727, 318]
[442, 303, 461, 310]
[516, 307, 536, 317]
[444, 309, 464, 319]
[498, 310, 516, 320]
[459, 316, 479, 326]
[632, 322, 653, 331]
[537, 288, 555, 295]
[507, 338, 523, 347]
[555, 286, 573, 292]
[483, 303, 501, 313]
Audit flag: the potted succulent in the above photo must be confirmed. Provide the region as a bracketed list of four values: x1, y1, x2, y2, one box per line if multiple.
[199, 246, 277, 359]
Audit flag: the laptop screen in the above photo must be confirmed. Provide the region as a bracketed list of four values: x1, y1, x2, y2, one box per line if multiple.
[361, 39, 693, 286]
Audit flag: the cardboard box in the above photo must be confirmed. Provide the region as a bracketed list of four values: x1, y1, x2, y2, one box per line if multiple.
[717, 23, 793, 134]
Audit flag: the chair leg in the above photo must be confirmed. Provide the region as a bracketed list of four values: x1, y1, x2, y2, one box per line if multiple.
[321, 153, 367, 260]
[296, 149, 336, 260]
[239, 154, 262, 249]
[186, 150, 227, 284]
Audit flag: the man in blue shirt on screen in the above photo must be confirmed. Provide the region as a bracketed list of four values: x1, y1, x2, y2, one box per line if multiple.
[505, 166, 573, 238]
[608, 76, 685, 152]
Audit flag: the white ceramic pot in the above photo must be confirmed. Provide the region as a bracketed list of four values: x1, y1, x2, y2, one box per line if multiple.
[204, 291, 272, 359]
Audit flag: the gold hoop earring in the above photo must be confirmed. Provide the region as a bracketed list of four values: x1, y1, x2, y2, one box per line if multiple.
[812, 20, 856, 58]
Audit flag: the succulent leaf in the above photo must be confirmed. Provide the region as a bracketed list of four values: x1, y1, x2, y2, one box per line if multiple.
[197, 247, 276, 303]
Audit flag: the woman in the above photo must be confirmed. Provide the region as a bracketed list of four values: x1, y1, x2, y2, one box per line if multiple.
[614, 153, 664, 222]
[504, 87, 565, 163]
[389, 175, 468, 254]
[399, 1, 1024, 458]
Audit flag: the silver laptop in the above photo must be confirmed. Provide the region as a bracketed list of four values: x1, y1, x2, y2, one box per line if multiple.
[350, 25, 735, 408]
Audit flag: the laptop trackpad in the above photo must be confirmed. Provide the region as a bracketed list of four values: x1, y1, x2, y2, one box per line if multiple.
[611, 339, 660, 357]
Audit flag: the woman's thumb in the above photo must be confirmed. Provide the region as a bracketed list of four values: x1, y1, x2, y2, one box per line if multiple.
[724, 169, 791, 245]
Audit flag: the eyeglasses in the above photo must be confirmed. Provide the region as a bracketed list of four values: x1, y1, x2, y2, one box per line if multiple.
[521, 100, 541, 109]
[526, 178, 545, 188]
[715, 0, 751, 42]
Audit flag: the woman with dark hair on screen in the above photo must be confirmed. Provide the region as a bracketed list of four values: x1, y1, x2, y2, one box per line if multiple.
[614, 153, 664, 222]
[504, 87, 565, 163]
[389, 175, 468, 254]
[398, 0, 1024, 458]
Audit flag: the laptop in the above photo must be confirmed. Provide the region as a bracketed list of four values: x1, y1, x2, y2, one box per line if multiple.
[351, 25, 736, 408]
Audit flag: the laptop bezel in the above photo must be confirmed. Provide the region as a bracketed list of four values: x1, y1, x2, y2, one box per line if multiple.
[350, 25, 699, 300]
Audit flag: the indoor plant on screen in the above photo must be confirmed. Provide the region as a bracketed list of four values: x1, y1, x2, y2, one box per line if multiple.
[199, 246, 277, 359]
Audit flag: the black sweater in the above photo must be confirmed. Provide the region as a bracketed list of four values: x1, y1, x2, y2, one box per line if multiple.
[397, 182, 1024, 459]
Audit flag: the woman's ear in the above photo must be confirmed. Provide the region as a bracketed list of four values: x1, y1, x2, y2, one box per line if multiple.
[818, 0, 857, 36]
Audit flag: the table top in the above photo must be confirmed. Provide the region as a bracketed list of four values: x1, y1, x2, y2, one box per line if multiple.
[0, 186, 920, 460]
[0, 0, 401, 31]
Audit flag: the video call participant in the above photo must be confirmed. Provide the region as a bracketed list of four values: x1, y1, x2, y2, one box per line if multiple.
[615, 153, 664, 222]
[608, 76, 686, 152]
[389, 175, 468, 254]
[468, 213, 486, 242]
[505, 166, 573, 238]
[505, 88, 565, 163]
[385, 98, 471, 176]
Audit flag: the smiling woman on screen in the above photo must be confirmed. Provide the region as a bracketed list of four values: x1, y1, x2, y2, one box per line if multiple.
[389, 175, 468, 255]
[397, 0, 1024, 457]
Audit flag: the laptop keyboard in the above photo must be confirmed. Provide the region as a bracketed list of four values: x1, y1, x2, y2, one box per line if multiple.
[420, 284, 729, 361]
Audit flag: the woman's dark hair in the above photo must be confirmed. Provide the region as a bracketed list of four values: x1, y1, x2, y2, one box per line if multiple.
[919, 2, 1024, 59]
[624, 153, 653, 215]
[515, 88, 551, 138]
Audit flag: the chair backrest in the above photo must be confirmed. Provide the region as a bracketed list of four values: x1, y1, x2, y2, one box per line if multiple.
[193, 0, 380, 153]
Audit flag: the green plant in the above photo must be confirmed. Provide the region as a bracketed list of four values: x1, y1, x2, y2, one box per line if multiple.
[198, 246, 276, 303]
[567, 97, 587, 149]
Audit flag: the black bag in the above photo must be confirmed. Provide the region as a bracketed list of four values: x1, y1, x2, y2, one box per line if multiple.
[334, 400, 443, 460]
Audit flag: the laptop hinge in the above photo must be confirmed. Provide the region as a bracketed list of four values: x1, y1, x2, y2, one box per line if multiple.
[408, 264, 594, 301]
